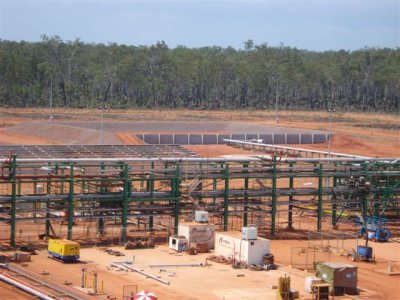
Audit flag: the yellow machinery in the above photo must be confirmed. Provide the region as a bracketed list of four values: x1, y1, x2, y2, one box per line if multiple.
[277, 275, 291, 300]
[48, 239, 80, 262]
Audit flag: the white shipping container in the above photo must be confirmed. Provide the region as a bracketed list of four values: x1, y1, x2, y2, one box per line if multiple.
[178, 222, 215, 249]
[215, 231, 270, 265]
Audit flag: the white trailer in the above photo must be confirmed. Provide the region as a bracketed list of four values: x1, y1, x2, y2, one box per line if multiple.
[178, 222, 215, 249]
[215, 231, 270, 265]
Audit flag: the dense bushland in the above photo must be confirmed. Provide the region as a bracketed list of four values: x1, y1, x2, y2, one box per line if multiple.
[1, 36, 399, 111]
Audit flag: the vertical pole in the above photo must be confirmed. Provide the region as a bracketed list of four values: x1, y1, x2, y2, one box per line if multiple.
[317, 164, 323, 232]
[122, 163, 129, 243]
[45, 164, 53, 237]
[33, 180, 39, 219]
[243, 163, 249, 227]
[332, 163, 337, 227]
[149, 162, 154, 232]
[60, 165, 64, 193]
[10, 156, 17, 248]
[17, 179, 21, 195]
[288, 163, 294, 230]
[98, 218, 104, 236]
[140, 165, 144, 191]
[174, 164, 181, 233]
[68, 165, 74, 240]
[362, 189, 368, 223]
[93, 272, 97, 293]
[81, 268, 86, 288]
[100, 163, 105, 193]
[271, 156, 277, 236]
[49, 74, 53, 120]
[223, 163, 229, 231]
[212, 165, 217, 204]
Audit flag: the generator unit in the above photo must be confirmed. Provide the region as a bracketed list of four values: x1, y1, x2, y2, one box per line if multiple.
[48, 239, 80, 262]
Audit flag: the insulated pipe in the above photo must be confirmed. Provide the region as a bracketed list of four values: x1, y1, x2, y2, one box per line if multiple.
[224, 139, 372, 159]
[0, 272, 55, 300]
[111, 263, 170, 285]
[149, 263, 203, 268]
[2, 155, 399, 164]
[1, 157, 262, 163]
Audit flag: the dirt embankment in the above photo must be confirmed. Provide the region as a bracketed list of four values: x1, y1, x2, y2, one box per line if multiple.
[1, 108, 398, 157]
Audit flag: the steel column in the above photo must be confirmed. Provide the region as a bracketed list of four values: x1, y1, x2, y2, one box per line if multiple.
[149, 162, 154, 232]
[243, 163, 249, 227]
[174, 164, 181, 233]
[271, 156, 277, 236]
[122, 163, 130, 243]
[223, 163, 229, 231]
[317, 164, 323, 232]
[67, 165, 74, 240]
[288, 163, 294, 230]
[10, 156, 17, 247]
[332, 165, 338, 227]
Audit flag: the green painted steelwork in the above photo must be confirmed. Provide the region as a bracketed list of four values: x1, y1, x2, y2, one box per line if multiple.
[332, 169, 338, 226]
[288, 163, 294, 230]
[271, 156, 277, 236]
[243, 163, 249, 228]
[0, 157, 398, 247]
[224, 163, 229, 231]
[10, 156, 17, 248]
[174, 164, 181, 233]
[317, 164, 323, 232]
[68, 165, 74, 240]
[122, 163, 130, 243]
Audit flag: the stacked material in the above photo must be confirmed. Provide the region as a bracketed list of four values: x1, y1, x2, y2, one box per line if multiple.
[13, 252, 31, 262]
[0, 253, 12, 263]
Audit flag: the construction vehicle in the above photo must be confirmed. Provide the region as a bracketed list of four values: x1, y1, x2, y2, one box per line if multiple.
[356, 215, 391, 242]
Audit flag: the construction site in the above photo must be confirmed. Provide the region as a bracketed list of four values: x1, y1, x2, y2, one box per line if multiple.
[0, 108, 399, 300]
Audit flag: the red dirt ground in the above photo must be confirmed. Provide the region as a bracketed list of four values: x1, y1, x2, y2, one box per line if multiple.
[0, 108, 399, 299]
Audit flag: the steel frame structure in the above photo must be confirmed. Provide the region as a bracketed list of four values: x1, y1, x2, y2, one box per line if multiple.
[1, 154, 399, 247]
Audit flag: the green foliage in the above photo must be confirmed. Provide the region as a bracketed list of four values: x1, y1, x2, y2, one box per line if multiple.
[0, 37, 399, 111]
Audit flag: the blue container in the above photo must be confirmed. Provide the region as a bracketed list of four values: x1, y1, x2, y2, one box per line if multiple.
[357, 245, 373, 259]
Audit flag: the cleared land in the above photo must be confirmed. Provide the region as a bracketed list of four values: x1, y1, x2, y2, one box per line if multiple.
[0, 108, 399, 157]
[0, 108, 399, 299]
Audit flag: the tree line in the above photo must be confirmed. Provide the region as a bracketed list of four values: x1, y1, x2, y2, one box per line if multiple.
[0, 36, 399, 111]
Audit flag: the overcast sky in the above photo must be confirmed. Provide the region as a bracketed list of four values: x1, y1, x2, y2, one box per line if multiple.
[0, 0, 399, 51]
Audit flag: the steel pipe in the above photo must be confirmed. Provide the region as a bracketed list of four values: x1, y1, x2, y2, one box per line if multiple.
[224, 139, 372, 159]
[111, 263, 170, 285]
[0, 272, 55, 300]
[149, 263, 203, 268]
